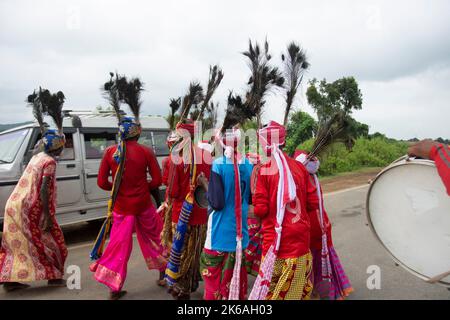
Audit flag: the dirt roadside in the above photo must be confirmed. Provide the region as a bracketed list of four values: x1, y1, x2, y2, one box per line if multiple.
[320, 167, 382, 193]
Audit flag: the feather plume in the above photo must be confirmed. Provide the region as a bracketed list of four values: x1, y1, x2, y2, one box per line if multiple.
[221, 92, 257, 133]
[169, 97, 181, 129]
[180, 81, 204, 121]
[117, 76, 144, 123]
[282, 42, 309, 126]
[308, 110, 355, 160]
[197, 65, 224, 120]
[242, 39, 284, 127]
[102, 72, 123, 122]
[27, 90, 45, 135]
[39, 88, 65, 134]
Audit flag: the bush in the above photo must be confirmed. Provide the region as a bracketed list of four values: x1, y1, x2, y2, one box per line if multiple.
[296, 137, 408, 176]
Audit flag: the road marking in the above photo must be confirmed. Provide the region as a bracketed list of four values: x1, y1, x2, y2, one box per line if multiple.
[324, 184, 369, 197]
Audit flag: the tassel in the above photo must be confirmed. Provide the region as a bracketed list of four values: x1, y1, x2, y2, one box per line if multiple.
[90, 215, 112, 260]
[229, 237, 243, 300]
[249, 244, 277, 300]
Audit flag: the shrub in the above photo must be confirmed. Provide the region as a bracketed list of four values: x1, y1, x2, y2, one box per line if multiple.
[296, 137, 408, 176]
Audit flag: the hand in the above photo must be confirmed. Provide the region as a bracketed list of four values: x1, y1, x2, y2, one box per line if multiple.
[197, 172, 208, 188]
[247, 205, 259, 222]
[408, 139, 439, 159]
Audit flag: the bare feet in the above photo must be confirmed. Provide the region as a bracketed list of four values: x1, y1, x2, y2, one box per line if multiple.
[156, 271, 166, 287]
[110, 290, 127, 300]
[156, 279, 166, 287]
[3, 282, 30, 292]
[48, 279, 66, 287]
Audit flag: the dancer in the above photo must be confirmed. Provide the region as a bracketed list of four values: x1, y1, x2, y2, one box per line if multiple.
[200, 127, 253, 300]
[294, 150, 353, 300]
[250, 121, 319, 300]
[164, 120, 212, 300]
[90, 74, 165, 300]
[0, 88, 67, 291]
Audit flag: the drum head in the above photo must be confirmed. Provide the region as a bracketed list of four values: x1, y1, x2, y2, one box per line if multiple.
[367, 159, 450, 286]
[194, 186, 208, 209]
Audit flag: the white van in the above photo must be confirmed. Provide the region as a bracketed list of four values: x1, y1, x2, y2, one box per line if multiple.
[0, 111, 170, 226]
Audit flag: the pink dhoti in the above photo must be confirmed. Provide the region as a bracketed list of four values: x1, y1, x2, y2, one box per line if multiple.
[90, 206, 166, 292]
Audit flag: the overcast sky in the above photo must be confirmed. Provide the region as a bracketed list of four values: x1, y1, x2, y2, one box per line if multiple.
[1, 0, 449, 139]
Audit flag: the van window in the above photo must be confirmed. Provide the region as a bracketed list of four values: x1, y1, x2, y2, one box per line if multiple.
[138, 130, 153, 147]
[30, 132, 75, 161]
[138, 131, 169, 156]
[60, 133, 75, 161]
[0, 129, 29, 163]
[152, 131, 169, 156]
[84, 132, 117, 159]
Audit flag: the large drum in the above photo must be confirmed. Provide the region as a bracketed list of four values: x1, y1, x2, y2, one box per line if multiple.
[366, 156, 450, 286]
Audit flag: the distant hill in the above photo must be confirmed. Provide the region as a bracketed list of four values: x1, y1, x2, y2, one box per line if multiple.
[0, 122, 33, 133]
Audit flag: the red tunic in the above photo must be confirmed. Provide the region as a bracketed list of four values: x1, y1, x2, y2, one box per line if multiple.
[162, 155, 171, 187]
[170, 146, 212, 225]
[252, 153, 319, 259]
[307, 174, 333, 250]
[97, 140, 162, 215]
[429, 143, 450, 196]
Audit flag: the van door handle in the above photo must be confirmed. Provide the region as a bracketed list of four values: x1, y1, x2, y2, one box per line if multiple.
[66, 164, 76, 168]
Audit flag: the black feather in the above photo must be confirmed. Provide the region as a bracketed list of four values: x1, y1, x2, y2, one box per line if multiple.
[221, 92, 256, 133]
[27, 90, 45, 134]
[197, 65, 224, 121]
[102, 72, 123, 122]
[180, 82, 204, 121]
[281, 41, 309, 126]
[38, 88, 65, 134]
[242, 39, 284, 127]
[308, 110, 355, 159]
[117, 76, 144, 123]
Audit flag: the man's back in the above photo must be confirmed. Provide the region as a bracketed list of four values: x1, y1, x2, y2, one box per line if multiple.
[97, 140, 162, 215]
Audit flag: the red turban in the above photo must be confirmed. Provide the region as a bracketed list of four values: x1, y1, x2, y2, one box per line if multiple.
[176, 120, 195, 137]
[257, 121, 286, 149]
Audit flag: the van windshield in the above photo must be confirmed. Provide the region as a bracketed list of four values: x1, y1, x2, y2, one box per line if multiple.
[0, 129, 29, 163]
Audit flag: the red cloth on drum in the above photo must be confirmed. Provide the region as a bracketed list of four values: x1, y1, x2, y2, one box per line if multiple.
[429, 143, 450, 196]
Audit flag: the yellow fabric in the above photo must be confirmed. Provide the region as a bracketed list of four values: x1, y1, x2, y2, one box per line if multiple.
[266, 252, 313, 300]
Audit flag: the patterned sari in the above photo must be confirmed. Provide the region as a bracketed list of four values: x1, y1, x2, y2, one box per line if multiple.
[0, 152, 67, 282]
[266, 252, 313, 300]
[200, 248, 248, 300]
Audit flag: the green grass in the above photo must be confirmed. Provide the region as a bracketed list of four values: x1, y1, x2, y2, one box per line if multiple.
[297, 137, 408, 176]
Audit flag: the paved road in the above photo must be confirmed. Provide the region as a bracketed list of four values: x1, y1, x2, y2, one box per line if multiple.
[0, 185, 449, 300]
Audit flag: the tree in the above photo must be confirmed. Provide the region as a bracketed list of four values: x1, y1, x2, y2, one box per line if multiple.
[281, 42, 309, 126]
[348, 117, 369, 138]
[306, 76, 362, 124]
[285, 110, 317, 155]
[305, 76, 364, 158]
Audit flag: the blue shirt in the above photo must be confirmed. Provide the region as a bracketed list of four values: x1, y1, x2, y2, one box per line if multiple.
[204, 156, 253, 252]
